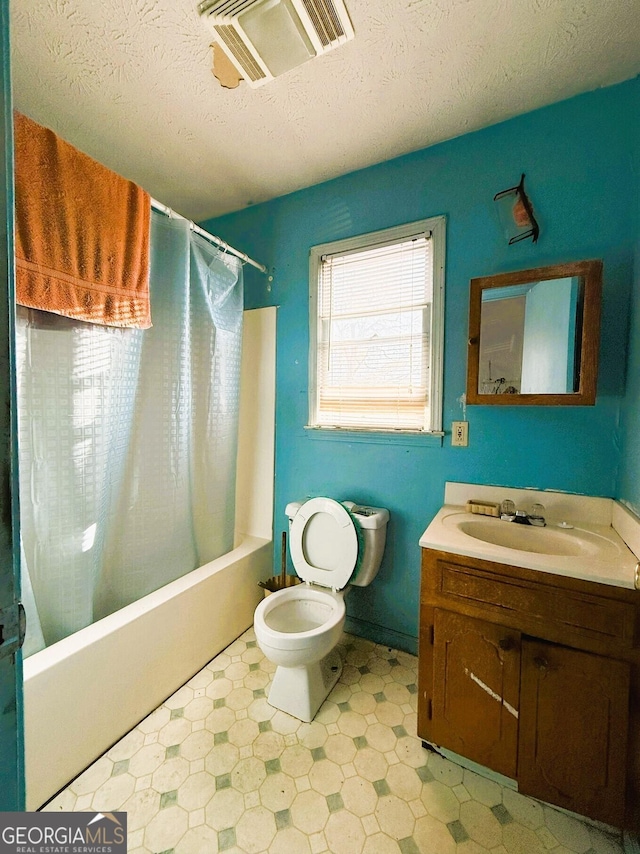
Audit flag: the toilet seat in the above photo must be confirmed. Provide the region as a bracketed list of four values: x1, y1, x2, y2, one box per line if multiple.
[289, 497, 359, 590]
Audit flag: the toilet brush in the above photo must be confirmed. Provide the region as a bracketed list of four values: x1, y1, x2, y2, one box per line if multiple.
[258, 531, 297, 594]
[280, 531, 287, 589]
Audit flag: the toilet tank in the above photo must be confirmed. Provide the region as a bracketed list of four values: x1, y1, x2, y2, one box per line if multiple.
[344, 503, 389, 587]
[285, 500, 389, 588]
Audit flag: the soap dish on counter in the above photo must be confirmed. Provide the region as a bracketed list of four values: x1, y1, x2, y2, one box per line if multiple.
[465, 499, 501, 518]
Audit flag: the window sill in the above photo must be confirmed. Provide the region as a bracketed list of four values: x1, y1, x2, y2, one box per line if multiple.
[304, 425, 444, 447]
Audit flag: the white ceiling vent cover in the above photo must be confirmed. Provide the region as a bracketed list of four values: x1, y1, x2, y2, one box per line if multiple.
[198, 0, 354, 87]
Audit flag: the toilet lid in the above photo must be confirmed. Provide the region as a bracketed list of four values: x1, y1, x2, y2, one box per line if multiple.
[289, 497, 359, 590]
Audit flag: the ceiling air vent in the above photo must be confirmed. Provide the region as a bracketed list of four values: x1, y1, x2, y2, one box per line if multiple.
[197, 0, 354, 87]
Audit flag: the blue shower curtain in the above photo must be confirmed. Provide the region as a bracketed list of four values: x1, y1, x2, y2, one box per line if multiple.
[17, 212, 243, 652]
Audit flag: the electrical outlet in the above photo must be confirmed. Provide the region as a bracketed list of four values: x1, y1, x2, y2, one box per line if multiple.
[452, 421, 469, 447]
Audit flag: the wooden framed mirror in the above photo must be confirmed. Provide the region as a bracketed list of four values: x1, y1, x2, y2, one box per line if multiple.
[466, 260, 602, 405]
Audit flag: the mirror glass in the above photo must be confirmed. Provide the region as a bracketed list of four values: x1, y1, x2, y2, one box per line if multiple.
[479, 276, 580, 395]
[467, 261, 602, 405]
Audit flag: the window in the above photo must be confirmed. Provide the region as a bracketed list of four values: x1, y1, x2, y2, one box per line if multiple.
[308, 217, 445, 434]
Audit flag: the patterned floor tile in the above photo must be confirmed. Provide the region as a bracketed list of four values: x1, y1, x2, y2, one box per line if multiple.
[41, 630, 625, 854]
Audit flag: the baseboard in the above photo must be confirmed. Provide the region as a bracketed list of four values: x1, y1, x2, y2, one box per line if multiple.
[344, 615, 418, 655]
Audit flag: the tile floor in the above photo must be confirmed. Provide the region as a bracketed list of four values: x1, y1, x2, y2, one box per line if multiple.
[43, 629, 625, 854]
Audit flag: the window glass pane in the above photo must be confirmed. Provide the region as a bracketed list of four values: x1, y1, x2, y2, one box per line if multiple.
[319, 237, 431, 318]
[319, 310, 428, 391]
[311, 221, 442, 432]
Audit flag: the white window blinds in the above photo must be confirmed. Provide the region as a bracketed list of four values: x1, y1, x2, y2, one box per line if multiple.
[314, 231, 433, 431]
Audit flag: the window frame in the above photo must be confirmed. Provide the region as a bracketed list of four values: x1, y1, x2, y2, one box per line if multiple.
[308, 215, 446, 436]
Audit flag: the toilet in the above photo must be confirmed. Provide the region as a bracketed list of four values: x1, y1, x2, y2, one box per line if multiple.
[254, 497, 389, 722]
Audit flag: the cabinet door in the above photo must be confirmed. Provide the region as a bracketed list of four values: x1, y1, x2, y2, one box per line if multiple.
[519, 639, 629, 827]
[430, 609, 521, 778]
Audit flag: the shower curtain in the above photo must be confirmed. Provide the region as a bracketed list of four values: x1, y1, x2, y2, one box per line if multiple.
[17, 212, 244, 653]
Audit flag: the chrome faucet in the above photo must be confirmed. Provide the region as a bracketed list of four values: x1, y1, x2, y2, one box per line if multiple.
[500, 500, 546, 527]
[527, 504, 547, 526]
[500, 499, 516, 522]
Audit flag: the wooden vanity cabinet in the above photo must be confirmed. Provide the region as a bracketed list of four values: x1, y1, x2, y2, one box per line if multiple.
[418, 548, 640, 830]
[430, 609, 521, 778]
[518, 638, 629, 823]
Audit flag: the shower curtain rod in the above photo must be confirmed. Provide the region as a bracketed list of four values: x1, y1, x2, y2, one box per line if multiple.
[150, 199, 268, 274]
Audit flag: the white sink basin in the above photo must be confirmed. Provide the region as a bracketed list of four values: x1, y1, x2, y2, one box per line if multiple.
[420, 490, 640, 589]
[454, 517, 621, 558]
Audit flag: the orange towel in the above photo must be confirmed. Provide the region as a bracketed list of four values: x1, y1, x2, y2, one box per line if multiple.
[14, 112, 151, 328]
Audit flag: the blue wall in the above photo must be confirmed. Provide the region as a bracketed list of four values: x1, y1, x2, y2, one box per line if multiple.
[205, 77, 639, 653]
[520, 277, 576, 394]
[617, 119, 640, 515]
[0, 0, 24, 808]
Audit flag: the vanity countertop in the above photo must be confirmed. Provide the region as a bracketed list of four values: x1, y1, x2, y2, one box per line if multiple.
[420, 489, 640, 590]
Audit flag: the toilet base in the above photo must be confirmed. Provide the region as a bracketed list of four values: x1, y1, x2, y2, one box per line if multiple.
[267, 648, 343, 722]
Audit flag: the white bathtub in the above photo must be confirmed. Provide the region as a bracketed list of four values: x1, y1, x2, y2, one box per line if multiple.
[23, 537, 269, 809]
[23, 307, 277, 810]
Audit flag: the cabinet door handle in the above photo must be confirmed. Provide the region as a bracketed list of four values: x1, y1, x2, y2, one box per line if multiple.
[498, 637, 515, 652]
[533, 656, 548, 672]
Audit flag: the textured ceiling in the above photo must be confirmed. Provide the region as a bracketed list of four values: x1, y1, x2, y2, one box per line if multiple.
[10, 0, 640, 221]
